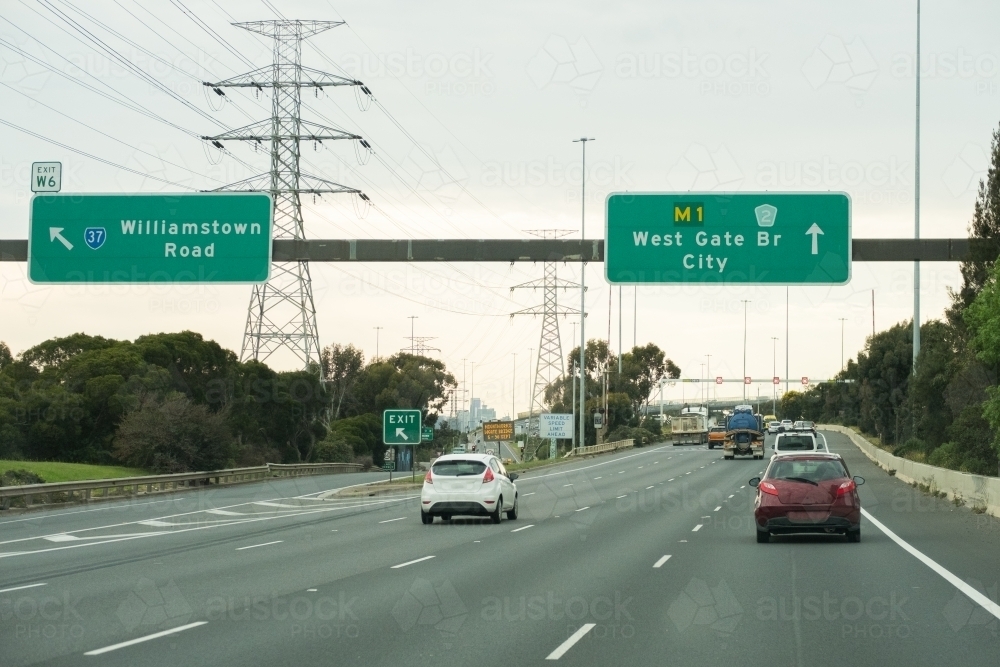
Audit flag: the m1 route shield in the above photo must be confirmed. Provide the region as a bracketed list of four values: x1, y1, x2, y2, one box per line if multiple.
[28, 192, 272, 284]
[605, 192, 850, 285]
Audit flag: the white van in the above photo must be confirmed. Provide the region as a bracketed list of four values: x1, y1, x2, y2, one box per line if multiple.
[771, 432, 820, 458]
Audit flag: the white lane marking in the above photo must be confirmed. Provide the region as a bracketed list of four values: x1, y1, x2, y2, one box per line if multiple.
[0, 497, 190, 527]
[563, 484, 574, 487]
[692, 524, 703, 532]
[616, 495, 628, 499]
[679, 539, 688, 542]
[654, 461, 659, 464]
[205, 509, 244, 516]
[44, 532, 166, 542]
[511, 525, 535, 533]
[235, 540, 283, 551]
[84, 621, 207, 655]
[522, 492, 536, 496]
[575, 507, 590, 512]
[646, 486, 654, 490]
[593, 477, 602, 480]
[668, 478, 675, 482]
[638, 466, 644, 469]
[391, 555, 435, 569]
[0, 582, 46, 594]
[307, 588, 317, 592]
[618, 471, 625, 474]
[546, 623, 597, 660]
[728, 494, 734, 499]
[653, 555, 672, 568]
[138, 520, 176, 527]
[862, 508, 1000, 623]
[685, 472, 692, 475]
[516, 446, 670, 483]
[331, 530, 338, 532]
[714, 506, 722, 512]
[740, 485, 745, 489]
[378, 517, 406, 524]
[252, 501, 301, 509]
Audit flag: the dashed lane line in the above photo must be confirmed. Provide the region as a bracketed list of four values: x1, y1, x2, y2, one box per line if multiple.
[653, 555, 672, 568]
[236, 540, 283, 551]
[692, 524, 703, 532]
[545, 623, 597, 660]
[511, 525, 535, 533]
[378, 517, 406, 524]
[83, 621, 208, 655]
[391, 555, 436, 569]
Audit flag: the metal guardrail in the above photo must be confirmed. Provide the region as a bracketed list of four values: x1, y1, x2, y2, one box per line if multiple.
[568, 439, 635, 456]
[0, 462, 364, 510]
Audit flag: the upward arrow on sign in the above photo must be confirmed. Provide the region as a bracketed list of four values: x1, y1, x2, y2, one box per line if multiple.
[805, 223, 824, 255]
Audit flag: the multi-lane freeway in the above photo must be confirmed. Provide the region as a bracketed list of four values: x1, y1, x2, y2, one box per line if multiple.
[2, 431, 999, 666]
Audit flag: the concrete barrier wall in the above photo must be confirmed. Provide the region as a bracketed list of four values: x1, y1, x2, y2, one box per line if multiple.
[820, 424, 1000, 519]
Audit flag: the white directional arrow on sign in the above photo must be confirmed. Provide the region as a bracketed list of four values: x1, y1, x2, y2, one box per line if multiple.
[805, 223, 824, 255]
[395, 427, 409, 441]
[49, 227, 73, 250]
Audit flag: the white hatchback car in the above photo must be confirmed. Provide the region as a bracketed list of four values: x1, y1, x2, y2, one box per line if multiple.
[421, 454, 519, 524]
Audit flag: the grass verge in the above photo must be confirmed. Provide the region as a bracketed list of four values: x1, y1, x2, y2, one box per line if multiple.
[0, 460, 148, 484]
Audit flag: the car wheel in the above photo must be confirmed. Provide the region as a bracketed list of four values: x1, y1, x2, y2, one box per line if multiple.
[506, 496, 518, 520]
[756, 529, 770, 543]
[491, 497, 502, 524]
[847, 528, 861, 543]
[421, 511, 433, 524]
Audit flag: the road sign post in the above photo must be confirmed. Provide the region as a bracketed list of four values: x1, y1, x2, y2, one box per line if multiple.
[28, 193, 273, 284]
[605, 192, 851, 285]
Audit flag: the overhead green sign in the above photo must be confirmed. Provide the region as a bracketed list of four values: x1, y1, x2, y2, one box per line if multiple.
[421, 427, 434, 442]
[605, 192, 850, 285]
[28, 193, 273, 284]
[383, 409, 422, 445]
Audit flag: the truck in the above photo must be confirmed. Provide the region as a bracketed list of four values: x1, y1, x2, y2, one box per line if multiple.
[671, 405, 709, 445]
[723, 404, 764, 459]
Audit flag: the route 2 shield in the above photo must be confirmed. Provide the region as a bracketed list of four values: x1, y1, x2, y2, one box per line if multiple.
[84, 227, 106, 250]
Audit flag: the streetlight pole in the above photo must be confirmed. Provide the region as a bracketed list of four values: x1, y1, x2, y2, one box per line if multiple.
[700, 363, 706, 405]
[574, 136, 594, 450]
[408, 315, 417, 354]
[741, 299, 751, 400]
[839, 318, 848, 372]
[706, 354, 712, 403]
[512, 352, 516, 424]
[373, 326, 382, 360]
[913, 0, 921, 373]
[771, 336, 778, 415]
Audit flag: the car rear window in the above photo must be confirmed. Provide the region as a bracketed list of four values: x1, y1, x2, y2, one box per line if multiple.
[710, 427, 726, 433]
[432, 460, 487, 476]
[777, 436, 815, 450]
[767, 459, 848, 482]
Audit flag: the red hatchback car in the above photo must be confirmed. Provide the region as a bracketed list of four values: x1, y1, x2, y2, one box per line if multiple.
[750, 453, 865, 543]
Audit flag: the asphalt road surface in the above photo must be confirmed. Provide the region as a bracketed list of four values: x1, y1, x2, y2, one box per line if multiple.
[2, 432, 1000, 666]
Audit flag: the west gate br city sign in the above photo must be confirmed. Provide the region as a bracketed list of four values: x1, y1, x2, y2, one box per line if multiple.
[28, 193, 273, 284]
[605, 192, 851, 285]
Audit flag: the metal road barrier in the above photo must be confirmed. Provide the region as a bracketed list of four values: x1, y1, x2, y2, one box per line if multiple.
[568, 439, 635, 456]
[0, 462, 364, 510]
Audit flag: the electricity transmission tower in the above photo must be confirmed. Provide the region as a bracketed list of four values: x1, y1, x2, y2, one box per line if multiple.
[510, 230, 581, 423]
[401, 337, 441, 356]
[203, 20, 363, 369]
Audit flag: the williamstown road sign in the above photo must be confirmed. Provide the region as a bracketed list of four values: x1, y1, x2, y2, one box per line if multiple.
[28, 193, 272, 284]
[605, 192, 850, 285]
[383, 409, 422, 445]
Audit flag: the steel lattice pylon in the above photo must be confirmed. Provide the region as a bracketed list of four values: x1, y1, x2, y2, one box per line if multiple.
[511, 231, 581, 418]
[203, 20, 362, 369]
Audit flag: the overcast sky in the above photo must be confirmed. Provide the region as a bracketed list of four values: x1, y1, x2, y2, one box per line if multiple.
[2, 0, 999, 416]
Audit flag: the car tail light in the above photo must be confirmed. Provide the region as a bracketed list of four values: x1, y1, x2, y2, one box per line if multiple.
[424, 469, 433, 484]
[759, 481, 779, 496]
[483, 467, 495, 484]
[836, 479, 856, 497]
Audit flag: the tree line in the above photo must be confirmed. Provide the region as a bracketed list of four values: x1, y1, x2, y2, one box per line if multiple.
[0, 333, 453, 474]
[778, 123, 1000, 476]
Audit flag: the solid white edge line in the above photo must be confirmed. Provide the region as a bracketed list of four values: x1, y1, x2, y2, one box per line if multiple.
[653, 555, 671, 568]
[235, 540, 283, 551]
[861, 508, 1000, 622]
[546, 623, 597, 660]
[378, 517, 406, 524]
[511, 525, 535, 533]
[692, 524, 703, 532]
[574, 506, 589, 512]
[83, 621, 207, 655]
[0, 582, 46, 594]
[391, 555, 435, 569]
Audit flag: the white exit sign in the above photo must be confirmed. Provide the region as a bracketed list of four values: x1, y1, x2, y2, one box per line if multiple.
[31, 162, 62, 193]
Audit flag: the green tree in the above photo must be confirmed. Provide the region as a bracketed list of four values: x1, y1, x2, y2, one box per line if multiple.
[320, 343, 365, 421]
